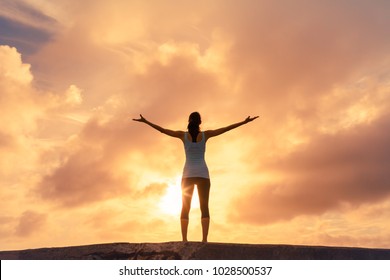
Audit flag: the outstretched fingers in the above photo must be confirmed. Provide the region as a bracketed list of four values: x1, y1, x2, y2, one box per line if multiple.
[245, 116, 259, 123]
[132, 114, 146, 122]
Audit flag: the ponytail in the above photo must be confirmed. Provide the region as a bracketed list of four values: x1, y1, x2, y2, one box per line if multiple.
[187, 112, 201, 142]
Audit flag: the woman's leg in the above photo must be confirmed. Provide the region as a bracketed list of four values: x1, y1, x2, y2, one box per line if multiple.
[180, 219, 189, 242]
[181, 178, 194, 242]
[197, 178, 211, 242]
[201, 217, 210, 243]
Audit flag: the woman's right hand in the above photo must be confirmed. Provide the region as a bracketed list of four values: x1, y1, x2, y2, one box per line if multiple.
[132, 114, 147, 123]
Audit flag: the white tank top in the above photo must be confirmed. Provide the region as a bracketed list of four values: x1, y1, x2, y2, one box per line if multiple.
[182, 132, 210, 179]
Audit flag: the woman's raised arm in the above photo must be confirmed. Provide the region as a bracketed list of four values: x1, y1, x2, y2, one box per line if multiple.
[133, 114, 184, 139]
[205, 116, 259, 139]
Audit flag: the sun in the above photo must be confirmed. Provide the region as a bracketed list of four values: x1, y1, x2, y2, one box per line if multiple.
[158, 176, 200, 216]
[158, 177, 182, 215]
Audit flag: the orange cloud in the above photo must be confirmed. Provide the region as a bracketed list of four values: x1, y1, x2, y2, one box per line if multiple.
[232, 112, 390, 224]
[15, 211, 47, 237]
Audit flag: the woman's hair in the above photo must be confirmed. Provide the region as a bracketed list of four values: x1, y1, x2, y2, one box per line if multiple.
[187, 112, 201, 142]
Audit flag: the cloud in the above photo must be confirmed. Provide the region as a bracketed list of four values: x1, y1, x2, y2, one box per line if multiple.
[139, 183, 168, 197]
[132, 52, 224, 122]
[0, 0, 60, 54]
[0, 45, 85, 179]
[35, 116, 134, 207]
[15, 211, 46, 237]
[0, 44, 32, 83]
[0, 0, 59, 31]
[0, 45, 42, 179]
[231, 112, 390, 224]
[209, 0, 390, 121]
[34, 102, 185, 208]
[37, 151, 131, 207]
[64, 84, 83, 106]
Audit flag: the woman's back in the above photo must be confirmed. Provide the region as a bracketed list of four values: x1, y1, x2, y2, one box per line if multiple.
[182, 132, 209, 179]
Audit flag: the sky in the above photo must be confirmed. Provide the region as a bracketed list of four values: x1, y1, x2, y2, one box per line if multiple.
[1, 0, 390, 250]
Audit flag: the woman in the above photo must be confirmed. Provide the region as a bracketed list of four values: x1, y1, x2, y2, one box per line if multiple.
[133, 112, 258, 242]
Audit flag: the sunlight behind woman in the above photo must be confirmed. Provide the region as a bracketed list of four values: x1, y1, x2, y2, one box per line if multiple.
[158, 176, 200, 216]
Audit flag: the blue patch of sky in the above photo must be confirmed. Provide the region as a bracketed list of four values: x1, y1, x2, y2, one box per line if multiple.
[0, 16, 54, 55]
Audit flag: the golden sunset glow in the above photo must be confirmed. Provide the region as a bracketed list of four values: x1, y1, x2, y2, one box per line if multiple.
[158, 176, 184, 216]
[1, 0, 390, 250]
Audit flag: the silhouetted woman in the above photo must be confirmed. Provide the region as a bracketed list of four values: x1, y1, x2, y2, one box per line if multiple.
[133, 112, 258, 242]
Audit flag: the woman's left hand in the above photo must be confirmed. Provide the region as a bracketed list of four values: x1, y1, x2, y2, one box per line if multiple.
[245, 116, 259, 123]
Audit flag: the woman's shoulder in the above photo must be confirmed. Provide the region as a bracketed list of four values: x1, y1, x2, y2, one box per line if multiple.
[203, 130, 212, 142]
